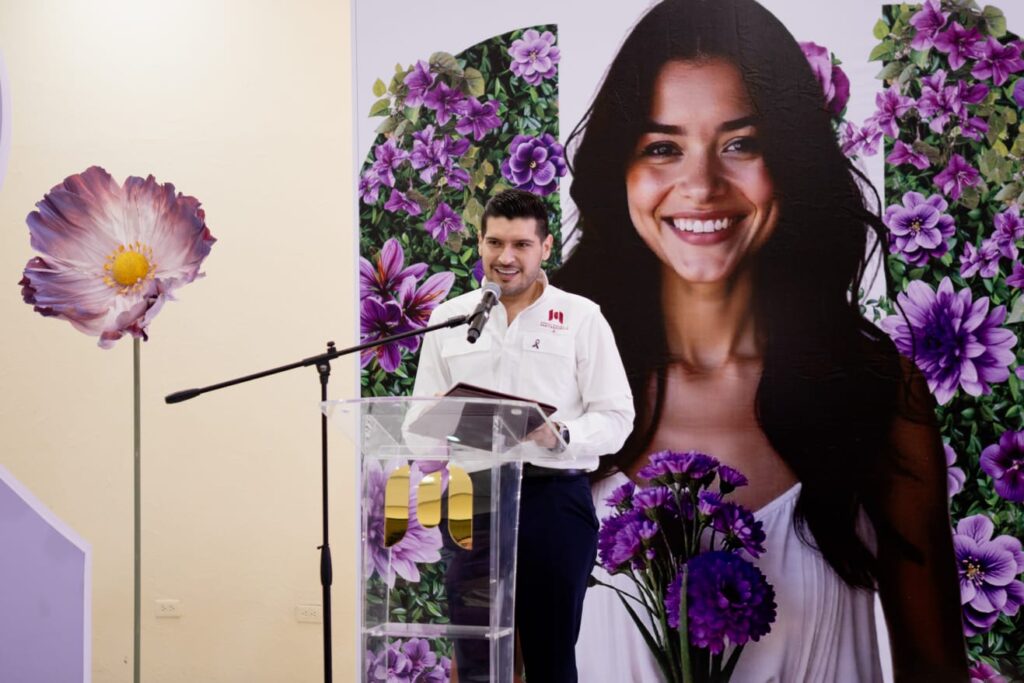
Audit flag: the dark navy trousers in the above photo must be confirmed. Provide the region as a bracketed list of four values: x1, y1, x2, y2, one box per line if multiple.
[446, 473, 598, 683]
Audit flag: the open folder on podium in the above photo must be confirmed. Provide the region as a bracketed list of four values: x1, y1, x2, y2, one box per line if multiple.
[406, 382, 557, 452]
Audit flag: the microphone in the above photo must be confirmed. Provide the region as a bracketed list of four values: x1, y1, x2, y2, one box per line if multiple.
[466, 283, 502, 343]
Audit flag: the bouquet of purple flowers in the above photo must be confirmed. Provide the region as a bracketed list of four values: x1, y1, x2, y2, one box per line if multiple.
[594, 450, 777, 683]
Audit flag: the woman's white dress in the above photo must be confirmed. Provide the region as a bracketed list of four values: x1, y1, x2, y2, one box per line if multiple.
[575, 473, 890, 683]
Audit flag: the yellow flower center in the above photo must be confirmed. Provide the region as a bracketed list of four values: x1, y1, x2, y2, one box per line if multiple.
[965, 560, 982, 581]
[529, 160, 537, 169]
[104, 242, 156, 294]
[910, 219, 922, 233]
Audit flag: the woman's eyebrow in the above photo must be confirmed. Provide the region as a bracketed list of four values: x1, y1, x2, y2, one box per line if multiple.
[641, 115, 759, 135]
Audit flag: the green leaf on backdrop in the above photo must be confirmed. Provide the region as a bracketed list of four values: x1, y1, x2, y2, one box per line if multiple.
[373, 79, 387, 98]
[376, 116, 400, 135]
[1007, 296, 1024, 325]
[982, 6, 1007, 37]
[463, 197, 485, 230]
[369, 98, 390, 117]
[876, 61, 904, 81]
[404, 106, 420, 123]
[429, 51, 463, 77]
[873, 18, 890, 40]
[869, 41, 894, 62]
[960, 186, 981, 210]
[464, 67, 486, 98]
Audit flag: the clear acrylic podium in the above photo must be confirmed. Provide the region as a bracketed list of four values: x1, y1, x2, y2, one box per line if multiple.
[323, 396, 576, 683]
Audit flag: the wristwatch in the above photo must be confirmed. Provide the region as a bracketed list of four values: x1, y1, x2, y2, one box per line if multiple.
[556, 421, 570, 449]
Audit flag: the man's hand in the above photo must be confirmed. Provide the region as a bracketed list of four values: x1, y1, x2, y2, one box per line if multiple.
[527, 422, 560, 449]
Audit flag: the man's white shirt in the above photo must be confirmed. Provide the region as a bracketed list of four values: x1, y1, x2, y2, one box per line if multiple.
[413, 276, 634, 471]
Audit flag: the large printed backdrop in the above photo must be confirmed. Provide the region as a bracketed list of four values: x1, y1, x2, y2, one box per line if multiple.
[353, 1, 1024, 679]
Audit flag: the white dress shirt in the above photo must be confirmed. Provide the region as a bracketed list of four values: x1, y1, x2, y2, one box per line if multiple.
[413, 276, 634, 471]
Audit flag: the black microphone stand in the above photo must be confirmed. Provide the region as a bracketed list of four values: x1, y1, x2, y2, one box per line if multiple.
[165, 314, 469, 683]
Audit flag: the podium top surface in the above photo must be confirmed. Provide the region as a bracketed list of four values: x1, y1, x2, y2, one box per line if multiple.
[322, 397, 576, 464]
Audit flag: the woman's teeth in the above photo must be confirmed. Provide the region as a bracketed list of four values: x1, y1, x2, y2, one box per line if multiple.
[669, 217, 734, 234]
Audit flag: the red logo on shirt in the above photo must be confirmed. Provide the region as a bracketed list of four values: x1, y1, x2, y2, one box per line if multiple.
[548, 309, 564, 325]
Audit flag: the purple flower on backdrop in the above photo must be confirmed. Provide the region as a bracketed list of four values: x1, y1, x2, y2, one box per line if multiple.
[409, 126, 446, 183]
[886, 141, 931, 170]
[667, 551, 776, 653]
[422, 81, 466, 126]
[933, 21, 984, 71]
[360, 296, 417, 371]
[969, 661, 1007, 683]
[402, 638, 438, 676]
[1008, 261, 1024, 289]
[359, 238, 428, 301]
[606, 480, 636, 510]
[946, 444, 966, 497]
[384, 188, 423, 216]
[961, 116, 989, 142]
[363, 463, 443, 588]
[500, 133, 567, 196]
[710, 502, 766, 558]
[371, 139, 408, 187]
[884, 191, 956, 265]
[20, 166, 215, 349]
[403, 60, 435, 108]
[471, 259, 484, 284]
[444, 165, 471, 191]
[870, 85, 914, 138]
[370, 642, 413, 683]
[993, 207, 1024, 260]
[398, 270, 455, 328]
[454, 98, 502, 141]
[508, 29, 560, 86]
[909, 0, 949, 51]
[959, 240, 1001, 279]
[934, 154, 981, 200]
[980, 430, 1024, 502]
[359, 171, 384, 204]
[422, 202, 465, 246]
[1014, 79, 1024, 108]
[638, 450, 720, 485]
[880, 277, 1018, 405]
[971, 38, 1024, 86]
[839, 120, 882, 158]
[799, 41, 851, 117]
[953, 514, 1024, 636]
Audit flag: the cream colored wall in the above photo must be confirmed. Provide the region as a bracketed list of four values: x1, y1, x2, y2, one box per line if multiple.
[0, 1, 358, 681]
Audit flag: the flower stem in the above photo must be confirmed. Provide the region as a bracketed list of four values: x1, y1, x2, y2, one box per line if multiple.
[133, 338, 141, 683]
[679, 564, 694, 683]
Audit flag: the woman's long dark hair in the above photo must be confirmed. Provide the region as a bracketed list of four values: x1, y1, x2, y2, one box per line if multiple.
[553, 0, 903, 588]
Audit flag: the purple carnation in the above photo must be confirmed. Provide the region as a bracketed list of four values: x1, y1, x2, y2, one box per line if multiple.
[971, 38, 1024, 86]
[934, 154, 981, 201]
[717, 465, 749, 494]
[933, 21, 984, 71]
[698, 490, 723, 516]
[500, 133, 567, 196]
[638, 450, 720, 485]
[886, 141, 931, 171]
[454, 98, 502, 141]
[959, 240, 1001, 279]
[403, 60, 435, 108]
[508, 29, 560, 86]
[668, 552, 777, 654]
[839, 120, 882, 158]
[909, 0, 948, 51]
[884, 191, 956, 265]
[946, 444, 966, 498]
[799, 41, 850, 117]
[422, 202, 464, 246]
[1009, 261, 1024, 289]
[633, 485, 674, 515]
[880, 277, 1018, 405]
[993, 207, 1024, 260]
[384, 188, 423, 216]
[606, 480, 636, 510]
[711, 502, 767, 558]
[422, 81, 466, 126]
[953, 514, 1024, 636]
[980, 430, 1024, 502]
[363, 463, 443, 587]
[598, 509, 655, 573]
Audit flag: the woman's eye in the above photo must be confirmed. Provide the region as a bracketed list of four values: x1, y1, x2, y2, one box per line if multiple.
[723, 136, 761, 155]
[639, 141, 681, 158]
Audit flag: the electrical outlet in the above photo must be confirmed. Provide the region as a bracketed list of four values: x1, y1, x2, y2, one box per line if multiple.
[295, 603, 322, 623]
[155, 599, 182, 618]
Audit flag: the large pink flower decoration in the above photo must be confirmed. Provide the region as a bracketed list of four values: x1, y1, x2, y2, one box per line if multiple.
[20, 166, 215, 348]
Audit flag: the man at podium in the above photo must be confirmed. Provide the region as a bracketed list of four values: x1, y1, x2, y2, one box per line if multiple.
[413, 189, 634, 683]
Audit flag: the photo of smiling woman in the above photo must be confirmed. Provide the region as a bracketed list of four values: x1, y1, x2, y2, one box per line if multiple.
[556, 0, 969, 680]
